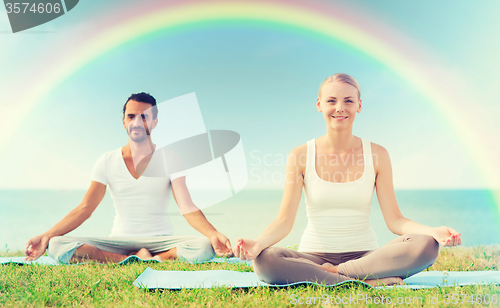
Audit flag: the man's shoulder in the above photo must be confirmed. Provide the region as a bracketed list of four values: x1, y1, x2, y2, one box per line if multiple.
[95, 148, 122, 164]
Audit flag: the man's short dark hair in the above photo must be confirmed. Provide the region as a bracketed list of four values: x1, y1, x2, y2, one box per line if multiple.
[123, 92, 158, 119]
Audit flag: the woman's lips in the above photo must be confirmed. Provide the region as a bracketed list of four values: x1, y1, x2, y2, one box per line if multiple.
[333, 116, 347, 121]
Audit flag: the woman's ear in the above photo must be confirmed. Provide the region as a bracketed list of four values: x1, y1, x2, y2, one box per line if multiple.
[357, 99, 362, 113]
[316, 97, 322, 112]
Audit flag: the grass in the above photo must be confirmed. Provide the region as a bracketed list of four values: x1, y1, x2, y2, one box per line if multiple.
[1, 245, 499, 307]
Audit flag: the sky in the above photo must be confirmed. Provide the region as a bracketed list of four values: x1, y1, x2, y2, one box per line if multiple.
[0, 0, 499, 191]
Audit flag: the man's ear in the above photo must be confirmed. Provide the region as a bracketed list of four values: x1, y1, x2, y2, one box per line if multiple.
[152, 118, 158, 129]
[316, 97, 322, 112]
[123, 117, 127, 130]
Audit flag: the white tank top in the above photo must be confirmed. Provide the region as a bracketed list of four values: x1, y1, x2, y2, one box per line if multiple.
[298, 138, 379, 253]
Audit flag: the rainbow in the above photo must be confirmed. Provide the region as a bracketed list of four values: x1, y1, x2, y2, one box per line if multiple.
[2, 0, 500, 221]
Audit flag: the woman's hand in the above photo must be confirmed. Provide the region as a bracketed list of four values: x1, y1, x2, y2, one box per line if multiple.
[233, 238, 263, 261]
[431, 226, 461, 247]
[25, 234, 50, 261]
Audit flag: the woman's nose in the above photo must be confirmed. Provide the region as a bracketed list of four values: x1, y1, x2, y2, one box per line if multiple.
[335, 102, 345, 112]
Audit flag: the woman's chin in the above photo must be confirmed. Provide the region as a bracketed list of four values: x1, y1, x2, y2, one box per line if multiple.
[327, 123, 352, 130]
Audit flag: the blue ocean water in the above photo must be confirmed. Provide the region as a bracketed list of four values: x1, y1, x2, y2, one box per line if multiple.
[1, 189, 499, 252]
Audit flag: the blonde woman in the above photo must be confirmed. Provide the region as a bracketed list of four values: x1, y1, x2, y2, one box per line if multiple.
[234, 74, 461, 286]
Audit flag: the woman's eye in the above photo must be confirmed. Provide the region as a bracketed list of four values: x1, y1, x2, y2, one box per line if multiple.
[346, 100, 353, 103]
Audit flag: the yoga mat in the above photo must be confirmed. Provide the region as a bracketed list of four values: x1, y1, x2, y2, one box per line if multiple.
[133, 268, 371, 289]
[210, 257, 252, 266]
[0, 256, 60, 266]
[133, 268, 500, 290]
[0, 255, 159, 266]
[401, 270, 500, 288]
[0, 256, 251, 266]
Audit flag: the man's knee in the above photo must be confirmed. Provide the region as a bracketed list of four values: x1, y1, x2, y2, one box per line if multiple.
[48, 236, 62, 247]
[47, 236, 67, 255]
[47, 236, 80, 263]
[183, 237, 215, 263]
[198, 237, 216, 260]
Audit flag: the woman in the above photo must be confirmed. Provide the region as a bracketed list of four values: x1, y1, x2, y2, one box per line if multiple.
[234, 73, 461, 286]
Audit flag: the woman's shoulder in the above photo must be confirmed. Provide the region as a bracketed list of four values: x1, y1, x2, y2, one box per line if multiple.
[368, 141, 389, 156]
[287, 143, 308, 169]
[366, 141, 391, 171]
[290, 143, 308, 155]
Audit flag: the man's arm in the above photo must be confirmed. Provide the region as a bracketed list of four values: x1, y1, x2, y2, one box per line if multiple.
[171, 176, 232, 256]
[25, 181, 106, 260]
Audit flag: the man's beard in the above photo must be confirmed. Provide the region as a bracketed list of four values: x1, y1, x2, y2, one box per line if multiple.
[129, 127, 150, 143]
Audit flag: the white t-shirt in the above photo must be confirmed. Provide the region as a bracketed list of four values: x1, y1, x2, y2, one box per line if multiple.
[91, 148, 185, 237]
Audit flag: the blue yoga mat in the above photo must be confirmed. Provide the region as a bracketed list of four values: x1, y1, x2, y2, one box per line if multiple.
[0, 255, 160, 265]
[0, 256, 251, 266]
[133, 268, 500, 290]
[402, 270, 500, 288]
[0, 256, 60, 266]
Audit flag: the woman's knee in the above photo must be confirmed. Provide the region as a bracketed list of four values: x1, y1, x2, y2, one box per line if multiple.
[253, 247, 286, 283]
[420, 235, 439, 262]
[405, 234, 439, 264]
[253, 247, 287, 275]
[254, 247, 279, 264]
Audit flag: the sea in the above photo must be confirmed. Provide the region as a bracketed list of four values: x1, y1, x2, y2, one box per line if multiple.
[1, 189, 499, 253]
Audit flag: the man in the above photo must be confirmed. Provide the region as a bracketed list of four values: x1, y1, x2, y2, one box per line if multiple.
[25, 92, 232, 263]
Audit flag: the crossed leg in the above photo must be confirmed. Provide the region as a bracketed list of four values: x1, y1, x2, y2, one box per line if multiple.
[253, 234, 439, 286]
[336, 234, 439, 280]
[71, 245, 176, 263]
[127, 247, 177, 262]
[48, 235, 213, 264]
[253, 247, 353, 285]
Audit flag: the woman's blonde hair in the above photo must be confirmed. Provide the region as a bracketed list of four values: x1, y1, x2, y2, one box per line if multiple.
[318, 73, 361, 99]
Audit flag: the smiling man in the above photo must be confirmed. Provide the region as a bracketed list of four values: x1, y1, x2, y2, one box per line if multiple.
[25, 92, 232, 263]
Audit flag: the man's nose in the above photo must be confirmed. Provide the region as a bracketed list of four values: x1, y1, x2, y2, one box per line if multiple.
[131, 116, 145, 127]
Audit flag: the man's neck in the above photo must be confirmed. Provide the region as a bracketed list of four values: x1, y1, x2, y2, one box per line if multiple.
[123, 139, 156, 158]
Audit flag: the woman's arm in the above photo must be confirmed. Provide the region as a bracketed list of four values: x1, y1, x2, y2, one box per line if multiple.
[234, 145, 306, 260]
[373, 144, 461, 246]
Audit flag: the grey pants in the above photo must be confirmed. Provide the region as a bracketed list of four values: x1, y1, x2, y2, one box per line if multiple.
[47, 235, 215, 264]
[253, 234, 439, 285]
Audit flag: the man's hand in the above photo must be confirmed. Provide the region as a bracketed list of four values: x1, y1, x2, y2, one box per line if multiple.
[25, 234, 50, 261]
[431, 226, 461, 247]
[209, 232, 233, 257]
